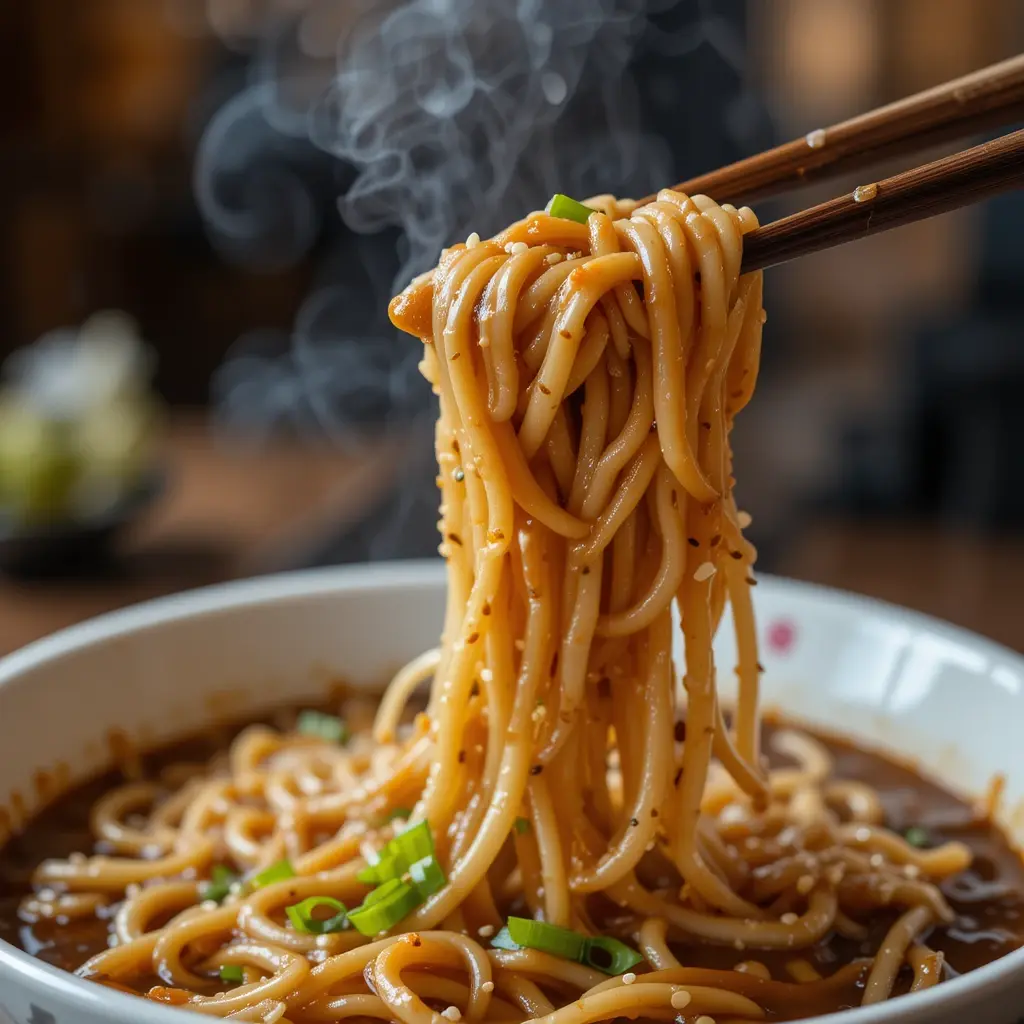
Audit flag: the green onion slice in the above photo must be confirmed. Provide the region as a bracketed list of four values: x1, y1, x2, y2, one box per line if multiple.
[361, 877, 407, 908]
[357, 849, 401, 885]
[286, 896, 349, 935]
[409, 854, 446, 898]
[581, 936, 644, 975]
[546, 194, 594, 225]
[251, 858, 296, 889]
[219, 964, 245, 985]
[904, 826, 929, 848]
[358, 820, 435, 885]
[513, 817, 531, 835]
[297, 710, 349, 745]
[203, 864, 236, 904]
[495, 917, 643, 975]
[348, 879, 421, 936]
[392, 820, 434, 860]
[507, 916, 586, 960]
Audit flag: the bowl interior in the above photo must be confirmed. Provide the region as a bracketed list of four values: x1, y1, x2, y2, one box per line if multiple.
[1, 562, 1024, 1024]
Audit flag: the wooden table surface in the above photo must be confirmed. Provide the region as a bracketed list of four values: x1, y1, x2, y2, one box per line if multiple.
[2, 418, 1022, 657]
[779, 520, 1024, 653]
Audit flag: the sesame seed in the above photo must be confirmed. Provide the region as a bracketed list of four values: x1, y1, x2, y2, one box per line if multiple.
[718, 803, 745, 825]
[869, 853, 884, 868]
[465, 232, 480, 248]
[670, 990, 692, 1010]
[441, 1007, 462, 1021]
[693, 562, 717, 582]
[737, 511, 752, 528]
[759, 310, 768, 324]
[780, 912, 799, 925]
[622, 972, 637, 985]
[480, 668, 494, 683]
[796, 874, 814, 895]
[510, 241, 529, 255]
[826, 865, 846, 885]
[545, 253, 564, 264]
[903, 864, 921, 879]
[481, 981, 494, 993]
[695, 1016, 717, 1024]
[478, 924, 495, 937]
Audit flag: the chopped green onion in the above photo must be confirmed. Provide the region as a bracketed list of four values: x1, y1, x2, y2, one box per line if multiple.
[251, 858, 296, 889]
[581, 936, 644, 975]
[357, 851, 400, 886]
[385, 807, 412, 823]
[904, 826, 930, 848]
[546, 194, 595, 225]
[219, 964, 245, 985]
[495, 917, 643, 975]
[409, 855, 446, 898]
[507, 916, 586, 961]
[297, 710, 349, 745]
[348, 879, 421, 936]
[286, 896, 349, 935]
[513, 817, 531, 836]
[361, 877, 407, 908]
[358, 820, 436, 885]
[203, 864, 237, 904]
[489, 926, 519, 951]
[392, 820, 434, 859]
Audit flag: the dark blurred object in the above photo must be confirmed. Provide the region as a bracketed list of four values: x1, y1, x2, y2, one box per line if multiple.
[833, 186, 1024, 529]
[0, 468, 165, 580]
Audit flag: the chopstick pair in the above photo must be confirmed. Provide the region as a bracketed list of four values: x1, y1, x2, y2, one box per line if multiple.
[636, 53, 1024, 274]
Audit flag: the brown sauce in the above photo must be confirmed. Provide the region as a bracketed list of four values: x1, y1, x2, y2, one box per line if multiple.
[667, 724, 1024, 1011]
[1, 711, 1022, 1017]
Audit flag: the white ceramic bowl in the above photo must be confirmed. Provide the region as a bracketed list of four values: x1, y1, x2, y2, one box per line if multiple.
[1, 561, 1023, 1024]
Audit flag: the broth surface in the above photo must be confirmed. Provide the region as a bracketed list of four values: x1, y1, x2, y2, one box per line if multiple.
[1, 707, 1021, 1018]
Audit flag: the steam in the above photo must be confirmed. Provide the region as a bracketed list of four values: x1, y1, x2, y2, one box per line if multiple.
[194, 0, 754, 557]
[310, 0, 677, 285]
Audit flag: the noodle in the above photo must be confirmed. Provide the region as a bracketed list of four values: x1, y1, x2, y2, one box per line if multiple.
[18, 193, 973, 1021]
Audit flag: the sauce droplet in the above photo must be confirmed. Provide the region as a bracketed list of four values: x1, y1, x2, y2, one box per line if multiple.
[853, 183, 878, 203]
[805, 129, 826, 150]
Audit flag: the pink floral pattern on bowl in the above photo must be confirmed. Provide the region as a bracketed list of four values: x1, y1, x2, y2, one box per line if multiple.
[766, 618, 797, 655]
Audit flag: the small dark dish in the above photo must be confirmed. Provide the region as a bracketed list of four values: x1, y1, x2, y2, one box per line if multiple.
[0, 467, 166, 579]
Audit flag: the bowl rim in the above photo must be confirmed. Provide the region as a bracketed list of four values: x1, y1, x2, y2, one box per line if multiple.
[0, 559, 1022, 1024]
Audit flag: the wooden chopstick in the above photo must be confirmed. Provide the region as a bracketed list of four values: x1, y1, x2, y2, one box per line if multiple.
[638, 53, 1024, 208]
[738, 126, 1024, 273]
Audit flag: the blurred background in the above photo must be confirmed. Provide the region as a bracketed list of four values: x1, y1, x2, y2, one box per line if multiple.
[1, 0, 1023, 654]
